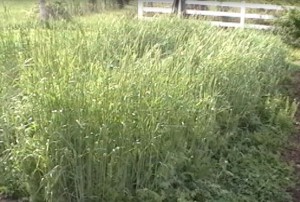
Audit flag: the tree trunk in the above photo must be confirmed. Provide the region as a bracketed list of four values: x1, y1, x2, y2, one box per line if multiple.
[117, 0, 124, 8]
[88, 0, 97, 12]
[172, 0, 179, 13]
[39, 0, 48, 21]
[116, 0, 130, 9]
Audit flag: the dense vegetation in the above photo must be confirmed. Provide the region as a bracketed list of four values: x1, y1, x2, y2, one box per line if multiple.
[275, 9, 300, 48]
[0, 15, 297, 201]
[1, 0, 300, 201]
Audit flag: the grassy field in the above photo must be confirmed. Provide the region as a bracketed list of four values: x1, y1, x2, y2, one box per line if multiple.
[0, 1, 299, 202]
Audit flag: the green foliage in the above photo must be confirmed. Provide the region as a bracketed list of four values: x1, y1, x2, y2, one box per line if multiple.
[46, 1, 72, 20]
[62, 0, 134, 14]
[0, 16, 297, 201]
[275, 9, 300, 48]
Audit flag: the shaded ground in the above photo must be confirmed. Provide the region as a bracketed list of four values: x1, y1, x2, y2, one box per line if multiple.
[0, 196, 28, 202]
[284, 67, 300, 202]
[0, 197, 21, 202]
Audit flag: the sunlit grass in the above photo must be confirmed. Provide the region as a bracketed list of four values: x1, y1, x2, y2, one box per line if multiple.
[0, 16, 297, 201]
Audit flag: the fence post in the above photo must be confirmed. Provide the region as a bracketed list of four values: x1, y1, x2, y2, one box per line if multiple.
[178, 0, 186, 17]
[138, 0, 143, 18]
[240, 0, 246, 28]
[178, 0, 182, 16]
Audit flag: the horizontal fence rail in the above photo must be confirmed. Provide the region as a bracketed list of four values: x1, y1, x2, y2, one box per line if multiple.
[138, 0, 174, 17]
[138, 0, 296, 29]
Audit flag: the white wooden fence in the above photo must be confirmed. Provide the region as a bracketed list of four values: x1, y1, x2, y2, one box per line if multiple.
[138, 0, 295, 29]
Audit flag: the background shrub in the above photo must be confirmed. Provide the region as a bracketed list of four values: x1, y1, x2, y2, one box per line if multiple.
[275, 9, 300, 48]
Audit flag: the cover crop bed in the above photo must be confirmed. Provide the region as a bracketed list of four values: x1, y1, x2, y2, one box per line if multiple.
[0, 17, 297, 201]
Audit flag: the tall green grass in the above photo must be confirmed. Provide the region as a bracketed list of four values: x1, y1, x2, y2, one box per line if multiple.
[0, 16, 297, 201]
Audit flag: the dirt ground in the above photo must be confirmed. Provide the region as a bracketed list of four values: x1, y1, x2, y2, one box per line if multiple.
[0, 196, 28, 202]
[0, 198, 22, 202]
